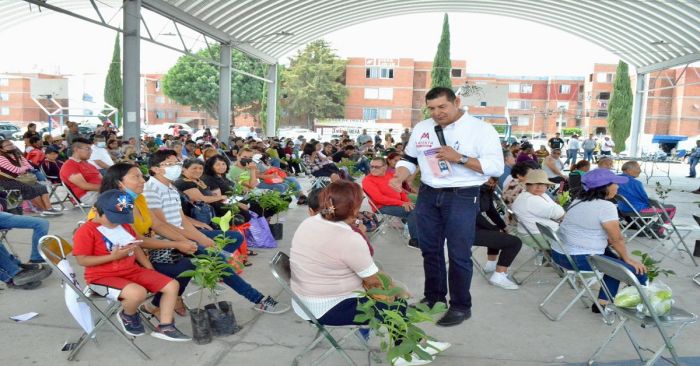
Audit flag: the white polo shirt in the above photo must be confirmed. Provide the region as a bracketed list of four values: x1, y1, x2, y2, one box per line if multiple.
[143, 177, 184, 228]
[397, 112, 504, 188]
[88, 146, 114, 170]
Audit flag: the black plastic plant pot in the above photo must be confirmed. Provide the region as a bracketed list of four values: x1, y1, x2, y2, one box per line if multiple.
[205, 301, 239, 337]
[189, 308, 213, 345]
[269, 223, 284, 240]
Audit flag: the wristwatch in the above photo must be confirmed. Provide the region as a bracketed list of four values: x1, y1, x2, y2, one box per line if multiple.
[458, 155, 469, 165]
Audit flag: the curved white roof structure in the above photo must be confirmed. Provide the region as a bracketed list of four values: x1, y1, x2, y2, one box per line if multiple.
[2, 0, 699, 71]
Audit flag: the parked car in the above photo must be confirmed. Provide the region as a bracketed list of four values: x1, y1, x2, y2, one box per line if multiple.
[0, 123, 20, 140]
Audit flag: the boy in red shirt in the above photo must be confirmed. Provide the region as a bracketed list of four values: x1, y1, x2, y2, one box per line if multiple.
[73, 189, 190, 342]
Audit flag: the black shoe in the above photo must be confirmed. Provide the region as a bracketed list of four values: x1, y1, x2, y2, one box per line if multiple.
[12, 268, 49, 286]
[436, 308, 471, 327]
[591, 303, 606, 314]
[296, 195, 307, 205]
[7, 280, 42, 290]
[20, 263, 43, 270]
[29, 259, 46, 264]
[686, 175, 696, 178]
[407, 239, 420, 249]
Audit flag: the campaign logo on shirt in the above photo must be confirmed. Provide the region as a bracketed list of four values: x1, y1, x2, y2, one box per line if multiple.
[416, 132, 433, 149]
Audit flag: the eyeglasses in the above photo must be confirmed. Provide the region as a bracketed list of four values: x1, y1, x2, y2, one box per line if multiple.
[159, 162, 182, 167]
[370, 165, 385, 169]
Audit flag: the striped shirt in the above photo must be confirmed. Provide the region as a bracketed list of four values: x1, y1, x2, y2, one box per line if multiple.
[143, 177, 183, 228]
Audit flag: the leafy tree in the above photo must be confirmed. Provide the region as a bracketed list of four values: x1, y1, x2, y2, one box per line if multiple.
[607, 60, 633, 153]
[280, 40, 347, 129]
[162, 44, 267, 122]
[424, 13, 452, 118]
[104, 34, 122, 127]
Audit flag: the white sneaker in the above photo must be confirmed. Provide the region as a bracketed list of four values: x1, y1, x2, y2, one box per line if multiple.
[483, 261, 497, 274]
[489, 272, 519, 290]
[419, 340, 451, 356]
[392, 353, 434, 366]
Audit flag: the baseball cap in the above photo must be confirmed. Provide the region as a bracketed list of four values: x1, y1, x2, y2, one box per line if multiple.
[582, 168, 628, 191]
[94, 189, 134, 225]
[45, 146, 60, 154]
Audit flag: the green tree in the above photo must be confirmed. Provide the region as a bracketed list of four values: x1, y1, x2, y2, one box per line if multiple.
[424, 13, 452, 118]
[280, 40, 347, 129]
[607, 60, 633, 153]
[162, 44, 267, 122]
[104, 34, 122, 127]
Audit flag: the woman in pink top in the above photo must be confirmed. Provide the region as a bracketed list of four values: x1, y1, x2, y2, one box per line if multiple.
[290, 181, 449, 365]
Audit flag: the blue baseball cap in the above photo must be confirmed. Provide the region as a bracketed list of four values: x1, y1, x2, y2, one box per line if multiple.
[582, 168, 629, 191]
[94, 189, 134, 224]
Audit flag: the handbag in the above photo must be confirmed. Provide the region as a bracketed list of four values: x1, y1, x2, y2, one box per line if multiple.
[0, 170, 38, 185]
[190, 201, 215, 226]
[245, 211, 277, 248]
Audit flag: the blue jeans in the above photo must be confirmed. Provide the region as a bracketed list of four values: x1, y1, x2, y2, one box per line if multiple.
[583, 149, 594, 162]
[689, 155, 698, 177]
[0, 212, 49, 262]
[257, 181, 288, 193]
[0, 244, 22, 283]
[378, 205, 417, 239]
[270, 158, 281, 168]
[415, 185, 479, 311]
[355, 158, 370, 175]
[551, 248, 647, 301]
[565, 149, 578, 166]
[284, 177, 302, 193]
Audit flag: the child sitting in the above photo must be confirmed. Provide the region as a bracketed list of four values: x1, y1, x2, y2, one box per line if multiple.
[73, 189, 190, 342]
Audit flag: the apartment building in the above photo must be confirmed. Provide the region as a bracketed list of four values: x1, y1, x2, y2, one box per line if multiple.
[0, 73, 69, 128]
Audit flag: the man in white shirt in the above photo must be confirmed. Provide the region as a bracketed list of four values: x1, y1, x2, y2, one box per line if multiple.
[356, 129, 372, 145]
[564, 134, 581, 168]
[88, 135, 114, 175]
[390, 87, 503, 327]
[246, 127, 258, 139]
[601, 136, 615, 156]
[582, 134, 597, 162]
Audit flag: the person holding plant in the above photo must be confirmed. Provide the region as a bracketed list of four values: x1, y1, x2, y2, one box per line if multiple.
[290, 181, 450, 366]
[143, 151, 288, 314]
[553, 168, 647, 313]
[73, 189, 191, 341]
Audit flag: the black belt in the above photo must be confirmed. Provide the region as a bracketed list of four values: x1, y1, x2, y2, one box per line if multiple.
[422, 184, 479, 193]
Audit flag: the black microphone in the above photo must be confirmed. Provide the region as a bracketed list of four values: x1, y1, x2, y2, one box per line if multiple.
[434, 125, 446, 147]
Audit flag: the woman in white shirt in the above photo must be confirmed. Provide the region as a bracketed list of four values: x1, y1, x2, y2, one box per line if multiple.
[552, 168, 646, 313]
[511, 169, 565, 249]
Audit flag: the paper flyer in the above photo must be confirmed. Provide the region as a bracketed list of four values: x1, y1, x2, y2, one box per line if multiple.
[424, 148, 452, 177]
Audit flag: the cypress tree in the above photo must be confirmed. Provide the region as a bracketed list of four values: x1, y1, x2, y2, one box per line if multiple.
[425, 13, 452, 118]
[104, 34, 123, 127]
[607, 60, 633, 153]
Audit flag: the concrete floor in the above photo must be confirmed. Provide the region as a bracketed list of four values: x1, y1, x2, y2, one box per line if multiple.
[0, 163, 698, 366]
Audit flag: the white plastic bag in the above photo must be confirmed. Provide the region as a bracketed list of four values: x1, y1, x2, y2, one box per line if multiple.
[636, 281, 673, 316]
[613, 286, 642, 308]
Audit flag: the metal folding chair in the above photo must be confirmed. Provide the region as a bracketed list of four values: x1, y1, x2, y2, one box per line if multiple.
[269, 251, 380, 366]
[61, 182, 89, 214]
[300, 161, 331, 190]
[362, 192, 404, 241]
[38, 235, 151, 361]
[616, 194, 662, 243]
[535, 224, 611, 323]
[508, 209, 556, 285]
[0, 229, 19, 257]
[587, 255, 697, 365]
[40, 166, 70, 210]
[646, 201, 698, 267]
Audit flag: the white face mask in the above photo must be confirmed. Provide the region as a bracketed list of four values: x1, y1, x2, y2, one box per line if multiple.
[163, 164, 182, 181]
[96, 142, 106, 148]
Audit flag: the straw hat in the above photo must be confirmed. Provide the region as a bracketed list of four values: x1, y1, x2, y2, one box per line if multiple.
[524, 169, 555, 185]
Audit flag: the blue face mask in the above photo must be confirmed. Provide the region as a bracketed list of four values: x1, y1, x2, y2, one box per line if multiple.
[124, 187, 138, 200]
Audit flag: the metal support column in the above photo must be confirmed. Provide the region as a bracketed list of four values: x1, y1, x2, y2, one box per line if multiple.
[265, 64, 278, 137]
[122, 0, 141, 151]
[218, 43, 232, 144]
[629, 73, 647, 157]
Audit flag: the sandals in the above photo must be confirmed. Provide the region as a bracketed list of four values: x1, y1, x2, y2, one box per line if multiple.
[139, 304, 161, 322]
[243, 260, 253, 267]
[247, 250, 258, 256]
[175, 296, 187, 317]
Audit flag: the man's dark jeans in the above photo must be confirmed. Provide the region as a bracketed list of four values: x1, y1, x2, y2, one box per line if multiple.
[415, 185, 479, 312]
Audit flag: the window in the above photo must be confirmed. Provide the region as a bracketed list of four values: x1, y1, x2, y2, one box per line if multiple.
[480, 101, 487, 107]
[520, 84, 533, 93]
[508, 100, 532, 110]
[190, 106, 199, 112]
[167, 111, 174, 118]
[364, 88, 393, 100]
[365, 67, 394, 79]
[596, 109, 608, 117]
[0, 93, 8, 101]
[362, 108, 392, 120]
[156, 96, 165, 104]
[451, 68, 462, 78]
[155, 81, 161, 91]
[155, 110, 165, 119]
[0, 78, 8, 86]
[557, 101, 569, 110]
[559, 84, 571, 94]
[596, 73, 614, 83]
[598, 100, 609, 109]
[0, 107, 9, 115]
[508, 84, 520, 93]
[514, 116, 529, 126]
[598, 92, 610, 100]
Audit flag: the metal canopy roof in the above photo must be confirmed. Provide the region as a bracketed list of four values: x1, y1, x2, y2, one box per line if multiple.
[2, 0, 700, 72]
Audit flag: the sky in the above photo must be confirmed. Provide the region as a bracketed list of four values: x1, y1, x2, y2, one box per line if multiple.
[0, 8, 621, 78]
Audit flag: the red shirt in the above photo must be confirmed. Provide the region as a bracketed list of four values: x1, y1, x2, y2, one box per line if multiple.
[72, 221, 139, 283]
[60, 158, 102, 199]
[361, 171, 409, 210]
